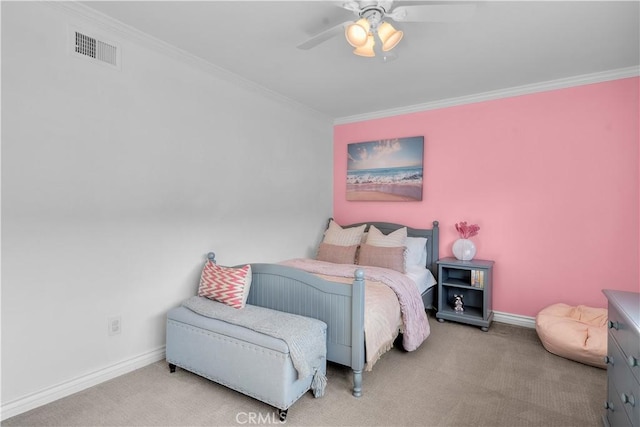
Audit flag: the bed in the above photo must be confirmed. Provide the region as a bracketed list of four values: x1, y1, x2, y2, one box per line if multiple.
[241, 219, 440, 397]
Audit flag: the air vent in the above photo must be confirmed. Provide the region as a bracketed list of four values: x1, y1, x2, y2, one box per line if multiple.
[69, 27, 120, 69]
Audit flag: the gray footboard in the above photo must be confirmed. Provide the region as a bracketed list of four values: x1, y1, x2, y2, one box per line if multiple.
[246, 263, 366, 397]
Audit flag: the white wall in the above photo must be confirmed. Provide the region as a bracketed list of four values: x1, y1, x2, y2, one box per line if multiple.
[1, 2, 333, 416]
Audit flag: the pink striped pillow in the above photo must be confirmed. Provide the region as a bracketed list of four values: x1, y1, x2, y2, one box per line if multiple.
[198, 261, 252, 309]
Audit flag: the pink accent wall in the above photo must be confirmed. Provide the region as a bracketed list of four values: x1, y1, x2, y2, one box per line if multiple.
[334, 77, 639, 317]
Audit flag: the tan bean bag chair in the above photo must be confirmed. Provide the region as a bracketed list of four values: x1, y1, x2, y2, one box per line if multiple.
[535, 303, 607, 368]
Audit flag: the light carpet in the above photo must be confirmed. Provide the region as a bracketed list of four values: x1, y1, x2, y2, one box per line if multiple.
[3, 314, 606, 426]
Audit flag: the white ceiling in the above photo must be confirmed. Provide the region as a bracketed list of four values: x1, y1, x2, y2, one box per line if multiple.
[81, 1, 640, 119]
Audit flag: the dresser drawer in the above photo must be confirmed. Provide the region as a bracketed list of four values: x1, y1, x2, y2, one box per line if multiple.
[606, 376, 633, 427]
[608, 336, 639, 426]
[608, 301, 640, 385]
[604, 378, 632, 427]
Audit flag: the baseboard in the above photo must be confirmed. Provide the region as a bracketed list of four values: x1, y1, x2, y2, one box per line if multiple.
[1, 346, 166, 421]
[1, 313, 533, 420]
[493, 311, 536, 329]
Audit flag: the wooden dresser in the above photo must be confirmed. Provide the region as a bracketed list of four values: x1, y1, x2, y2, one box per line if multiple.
[603, 289, 640, 427]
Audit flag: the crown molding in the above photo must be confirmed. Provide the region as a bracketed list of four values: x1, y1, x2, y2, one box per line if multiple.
[334, 66, 640, 125]
[46, 1, 331, 122]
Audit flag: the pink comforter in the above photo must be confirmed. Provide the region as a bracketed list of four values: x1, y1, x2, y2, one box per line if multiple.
[279, 259, 430, 365]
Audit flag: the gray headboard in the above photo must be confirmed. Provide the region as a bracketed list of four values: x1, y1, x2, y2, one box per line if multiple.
[327, 218, 440, 279]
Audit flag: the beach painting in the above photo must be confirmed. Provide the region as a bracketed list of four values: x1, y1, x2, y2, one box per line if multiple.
[347, 136, 424, 201]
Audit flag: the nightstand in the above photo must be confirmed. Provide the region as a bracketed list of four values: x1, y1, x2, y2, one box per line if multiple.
[436, 257, 494, 331]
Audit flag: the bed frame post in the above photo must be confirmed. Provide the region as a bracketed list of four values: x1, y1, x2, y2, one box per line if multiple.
[431, 221, 439, 278]
[351, 268, 365, 397]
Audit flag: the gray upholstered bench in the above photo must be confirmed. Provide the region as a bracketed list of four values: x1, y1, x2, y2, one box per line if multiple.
[166, 298, 327, 420]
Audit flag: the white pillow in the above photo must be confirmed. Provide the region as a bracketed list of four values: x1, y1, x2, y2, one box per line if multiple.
[323, 220, 366, 246]
[405, 237, 428, 267]
[366, 225, 407, 247]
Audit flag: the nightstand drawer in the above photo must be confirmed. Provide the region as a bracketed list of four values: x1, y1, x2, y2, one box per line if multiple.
[608, 301, 640, 385]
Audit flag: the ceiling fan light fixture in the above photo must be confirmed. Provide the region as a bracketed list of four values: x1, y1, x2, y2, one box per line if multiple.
[345, 18, 370, 47]
[352, 33, 375, 57]
[377, 21, 403, 51]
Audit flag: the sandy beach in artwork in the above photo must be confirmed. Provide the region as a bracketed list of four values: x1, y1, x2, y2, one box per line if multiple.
[347, 137, 424, 201]
[346, 183, 423, 201]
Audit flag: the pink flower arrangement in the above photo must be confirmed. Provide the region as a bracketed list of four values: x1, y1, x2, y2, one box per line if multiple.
[455, 221, 480, 239]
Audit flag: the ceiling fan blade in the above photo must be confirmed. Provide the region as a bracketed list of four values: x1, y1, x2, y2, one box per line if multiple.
[297, 21, 351, 50]
[341, 1, 361, 13]
[378, 50, 398, 63]
[388, 3, 477, 23]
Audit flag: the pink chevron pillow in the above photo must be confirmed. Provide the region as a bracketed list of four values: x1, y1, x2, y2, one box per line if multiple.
[198, 261, 252, 309]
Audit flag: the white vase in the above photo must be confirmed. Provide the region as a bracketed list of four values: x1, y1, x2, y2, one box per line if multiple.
[452, 239, 476, 261]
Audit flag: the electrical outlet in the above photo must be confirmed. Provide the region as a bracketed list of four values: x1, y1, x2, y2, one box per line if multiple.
[108, 315, 121, 336]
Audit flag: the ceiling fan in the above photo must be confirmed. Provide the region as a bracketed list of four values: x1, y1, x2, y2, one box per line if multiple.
[297, 1, 477, 58]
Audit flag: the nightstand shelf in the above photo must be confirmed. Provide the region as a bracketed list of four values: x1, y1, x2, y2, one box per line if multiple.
[436, 257, 494, 331]
[438, 304, 483, 319]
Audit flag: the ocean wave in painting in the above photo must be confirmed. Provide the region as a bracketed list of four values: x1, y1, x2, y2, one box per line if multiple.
[346, 166, 423, 185]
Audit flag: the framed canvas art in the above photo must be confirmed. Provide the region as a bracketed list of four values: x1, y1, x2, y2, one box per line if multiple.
[347, 136, 424, 201]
